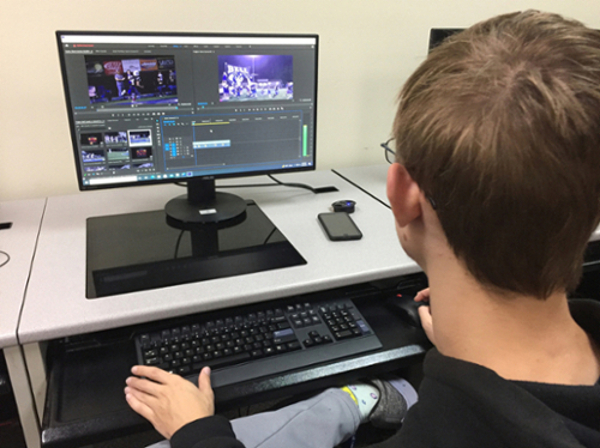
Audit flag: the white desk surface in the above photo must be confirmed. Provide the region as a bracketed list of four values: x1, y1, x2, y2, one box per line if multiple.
[0, 199, 46, 348]
[18, 170, 421, 344]
[334, 164, 390, 207]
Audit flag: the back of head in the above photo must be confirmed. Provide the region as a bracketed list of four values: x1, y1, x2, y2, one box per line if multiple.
[393, 10, 600, 298]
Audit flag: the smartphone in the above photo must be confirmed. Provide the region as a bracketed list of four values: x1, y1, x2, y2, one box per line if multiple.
[318, 212, 363, 241]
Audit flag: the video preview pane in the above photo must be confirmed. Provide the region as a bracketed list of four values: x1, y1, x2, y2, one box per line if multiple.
[218, 55, 293, 102]
[85, 55, 178, 106]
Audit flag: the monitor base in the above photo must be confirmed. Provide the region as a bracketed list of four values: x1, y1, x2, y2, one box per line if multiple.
[165, 191, 247, 225]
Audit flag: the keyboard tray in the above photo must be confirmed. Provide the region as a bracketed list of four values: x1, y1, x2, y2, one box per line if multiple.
[42, 278, 431, 448]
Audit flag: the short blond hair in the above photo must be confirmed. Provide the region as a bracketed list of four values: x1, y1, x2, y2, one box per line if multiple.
[393, 10, 600, 298]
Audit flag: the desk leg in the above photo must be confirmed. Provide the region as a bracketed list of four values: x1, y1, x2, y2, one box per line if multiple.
[4, 345, 41, 448]
[22, 343, 46, 425]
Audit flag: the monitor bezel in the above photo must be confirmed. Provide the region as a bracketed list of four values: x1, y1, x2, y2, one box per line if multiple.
[56, 30, 319, 192]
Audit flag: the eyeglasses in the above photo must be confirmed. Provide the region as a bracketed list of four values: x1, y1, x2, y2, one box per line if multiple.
[380, 138, 396, 165]
[380, 137, 438, 210]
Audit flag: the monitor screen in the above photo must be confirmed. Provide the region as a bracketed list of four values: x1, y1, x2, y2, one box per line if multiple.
[428, 28, 463, 52]
[56, 31, 318, 224]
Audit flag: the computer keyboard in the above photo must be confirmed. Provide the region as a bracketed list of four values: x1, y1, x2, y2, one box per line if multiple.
[135, 298, 382, 388]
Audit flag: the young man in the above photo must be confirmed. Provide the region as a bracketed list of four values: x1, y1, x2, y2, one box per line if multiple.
[125, 10, 600, 447]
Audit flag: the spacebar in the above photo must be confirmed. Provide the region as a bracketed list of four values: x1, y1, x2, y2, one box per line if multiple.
[193, 353, 251, 371]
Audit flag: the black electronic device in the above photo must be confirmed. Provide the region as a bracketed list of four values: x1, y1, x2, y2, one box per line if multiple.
[332, 200, 356, 213]
[428, 28, 464, 52]
[318, 212, 362, 241]
[386, 294, 425, 328]
[56, 31, 319, 226]
[135, 297, 382, 388]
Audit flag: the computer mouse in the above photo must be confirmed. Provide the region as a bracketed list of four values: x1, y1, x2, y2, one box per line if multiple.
[332, 200, 356, 213]
[386, 294, 425, 328]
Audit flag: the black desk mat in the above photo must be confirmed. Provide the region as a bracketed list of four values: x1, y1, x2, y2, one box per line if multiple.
[86, 201, 305, 298]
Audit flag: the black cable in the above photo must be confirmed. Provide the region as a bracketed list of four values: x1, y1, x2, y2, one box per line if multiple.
[263, 226, 278, 245]
[174, 230, 185, 259]
[266, 174, 318, 193]
[266, 174, 339, 193]
[0, 250, 9, 268]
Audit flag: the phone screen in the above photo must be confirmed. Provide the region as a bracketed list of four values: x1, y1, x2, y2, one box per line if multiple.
[318, 212, 362, 241]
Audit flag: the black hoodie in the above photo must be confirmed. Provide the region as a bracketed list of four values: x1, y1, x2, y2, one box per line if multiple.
[171, 299, 600, 448]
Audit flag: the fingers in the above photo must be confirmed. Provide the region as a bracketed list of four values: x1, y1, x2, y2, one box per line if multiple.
[414, 287, 430, 303]
[125, 386, 157, 422]
[132, 365, 173, 384]
[198, 367, 212, 391]
[418, 305, 435, 345]
[126, 365, 215, 440]
[126, 375, 163, 397]
[197, 367, 215, 417]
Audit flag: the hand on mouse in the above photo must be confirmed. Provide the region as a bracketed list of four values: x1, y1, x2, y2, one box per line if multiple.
[415, 288, 435, 345]
[125, 365, 214, 440]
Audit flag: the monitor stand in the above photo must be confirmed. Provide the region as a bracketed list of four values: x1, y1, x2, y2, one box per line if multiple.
[165, 178, 247, 226]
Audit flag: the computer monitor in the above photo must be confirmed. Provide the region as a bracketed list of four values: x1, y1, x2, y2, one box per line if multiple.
[56, 31, 318, 225]
[428, 28, 464, 52]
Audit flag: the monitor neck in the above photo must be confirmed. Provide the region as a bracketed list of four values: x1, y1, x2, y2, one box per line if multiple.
[165, 178, 247, 227]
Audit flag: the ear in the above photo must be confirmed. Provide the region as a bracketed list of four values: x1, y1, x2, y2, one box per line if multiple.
[386, 163, 423, 227]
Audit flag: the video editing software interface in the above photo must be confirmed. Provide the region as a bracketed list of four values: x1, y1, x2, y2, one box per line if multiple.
[57, 32, 318, 188]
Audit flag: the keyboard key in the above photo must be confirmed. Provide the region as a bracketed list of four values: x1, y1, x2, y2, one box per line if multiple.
[334, 330, 353, 340]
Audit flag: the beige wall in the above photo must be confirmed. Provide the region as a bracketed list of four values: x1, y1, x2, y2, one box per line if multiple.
[2, 0, 599, 201]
